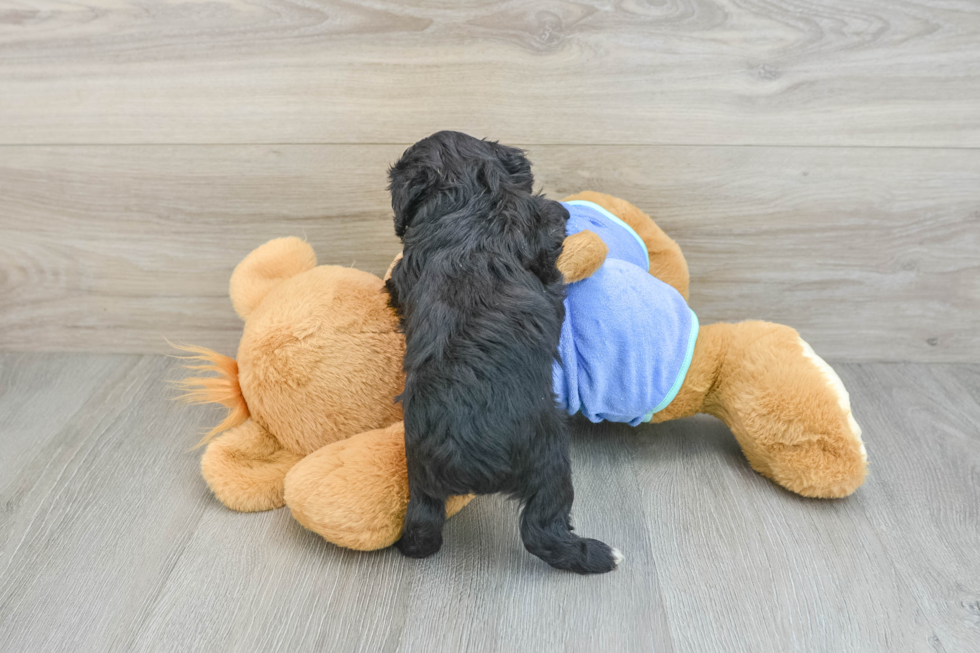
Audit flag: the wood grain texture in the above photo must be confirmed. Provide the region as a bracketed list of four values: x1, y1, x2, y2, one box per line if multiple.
[0, 0, 978, 146]
[842, 363, 980, 653]
[0, 354, 210, 652]
[1, 354, 978, 652]
[394, 425, 675, 653]
[1, 144, 977, 361]
[627, 414, 906, 651]
[622, 362, 980, 653]
[0, 353, 124, 482]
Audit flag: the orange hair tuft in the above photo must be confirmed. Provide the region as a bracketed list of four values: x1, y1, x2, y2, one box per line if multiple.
[170, 343, 250, 447]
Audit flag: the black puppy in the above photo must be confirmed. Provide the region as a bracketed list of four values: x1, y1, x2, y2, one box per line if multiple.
[385, 131, 620, 574]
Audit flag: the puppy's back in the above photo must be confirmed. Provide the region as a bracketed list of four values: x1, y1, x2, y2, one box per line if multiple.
[393, 246, 561, 484]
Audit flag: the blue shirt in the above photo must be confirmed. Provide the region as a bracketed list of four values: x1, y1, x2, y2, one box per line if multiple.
[552, 200, 699, 425]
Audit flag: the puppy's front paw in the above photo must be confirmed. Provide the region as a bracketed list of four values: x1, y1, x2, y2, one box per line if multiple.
[395, 528, 443, 559]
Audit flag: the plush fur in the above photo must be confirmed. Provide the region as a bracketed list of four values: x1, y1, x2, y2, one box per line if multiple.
[385, 132, 618, 574]
[176, 192, 867, 554]
[172, 344, 249, 443]
[555, 229, 609, 283]
[200, 419, 302, 511]
[229, 236, 318, 320]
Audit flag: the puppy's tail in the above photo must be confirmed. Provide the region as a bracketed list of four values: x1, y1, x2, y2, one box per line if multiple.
[170, 343, 250, 447]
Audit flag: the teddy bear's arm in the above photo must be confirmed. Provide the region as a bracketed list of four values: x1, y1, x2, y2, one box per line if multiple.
[556, 230, 608, 283]
[200, 419, 304, 512]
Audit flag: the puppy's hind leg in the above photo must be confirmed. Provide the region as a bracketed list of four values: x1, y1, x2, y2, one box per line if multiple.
[396, 484, 447, 559]
[518, 425, 620, 575]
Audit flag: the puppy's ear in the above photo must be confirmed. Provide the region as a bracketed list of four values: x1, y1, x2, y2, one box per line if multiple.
[389, 165, 439, 238]
[524, 197, 569, 286]
[493, 143, 533, 192]
[389, 167, 428, 238]
[384, 253, 413, 329]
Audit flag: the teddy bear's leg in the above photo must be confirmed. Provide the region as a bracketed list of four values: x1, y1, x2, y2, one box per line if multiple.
[650, 322, 867, 498]
[283, 422, 473, 551]
[200, 419, 304, 512]
[562, 191, 690, 300]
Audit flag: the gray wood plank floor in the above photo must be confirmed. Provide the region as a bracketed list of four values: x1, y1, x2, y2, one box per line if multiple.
[1, 354, 978, 652]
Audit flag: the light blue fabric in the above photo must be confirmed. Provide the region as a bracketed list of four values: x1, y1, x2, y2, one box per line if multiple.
[552, 201, 699, 426]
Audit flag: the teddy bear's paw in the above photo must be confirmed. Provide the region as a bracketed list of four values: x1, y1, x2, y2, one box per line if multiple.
[713, 322, 868, 499]
[761, 438, 867, 499]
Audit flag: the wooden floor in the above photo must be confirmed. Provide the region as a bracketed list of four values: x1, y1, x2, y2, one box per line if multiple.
[0, 352, 977, 653]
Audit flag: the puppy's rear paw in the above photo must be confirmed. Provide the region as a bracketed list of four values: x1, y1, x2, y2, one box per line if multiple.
[611, 547, 624, 566]
[571, 538, 621, 575]
[395, 529, 443, 559]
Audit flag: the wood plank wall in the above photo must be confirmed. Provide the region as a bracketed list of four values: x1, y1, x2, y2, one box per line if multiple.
[1, 0, 978, 361]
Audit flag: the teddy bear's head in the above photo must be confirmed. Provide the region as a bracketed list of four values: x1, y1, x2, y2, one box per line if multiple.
[228, 237, 405, 455]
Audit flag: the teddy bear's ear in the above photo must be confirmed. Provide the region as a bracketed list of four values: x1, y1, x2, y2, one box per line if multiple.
[229, 237, 317, 320]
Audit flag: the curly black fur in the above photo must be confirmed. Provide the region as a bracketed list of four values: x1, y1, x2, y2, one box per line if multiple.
[385, 131, 618, 574]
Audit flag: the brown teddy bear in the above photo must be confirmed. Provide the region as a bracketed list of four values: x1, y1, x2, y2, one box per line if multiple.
[177, 192, 867, 551]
